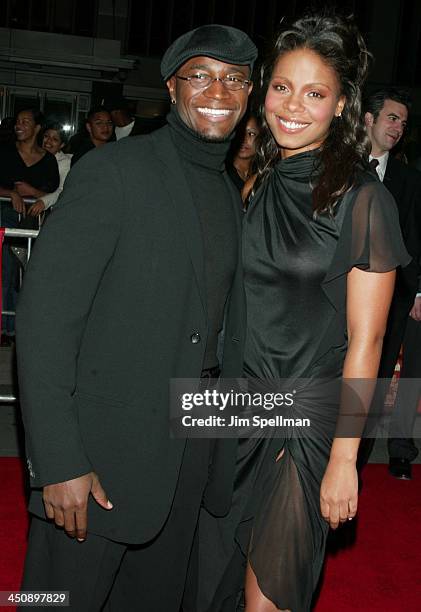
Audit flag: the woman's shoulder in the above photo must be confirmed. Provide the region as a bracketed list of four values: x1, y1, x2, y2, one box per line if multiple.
[333, 171, 400, 247]
[342, 167, 396, 211]
[56, 151, 72, 163]
[40, 149, 56, 164]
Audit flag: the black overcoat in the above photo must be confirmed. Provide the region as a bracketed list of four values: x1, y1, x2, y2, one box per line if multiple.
[16, 125, 246, 544]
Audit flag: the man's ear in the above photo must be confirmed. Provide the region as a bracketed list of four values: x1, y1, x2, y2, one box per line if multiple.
[86, 122, 92, 136]
[166, 77, 176, 103]
[365, 111, 374, 128]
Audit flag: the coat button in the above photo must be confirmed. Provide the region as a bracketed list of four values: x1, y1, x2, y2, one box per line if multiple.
[190, 332, 201, 344]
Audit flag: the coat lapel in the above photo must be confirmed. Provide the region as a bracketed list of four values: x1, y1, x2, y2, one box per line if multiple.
[151, 128, 207, 316]
[223, 170, 243, 239]
[384, 157, 408, 224]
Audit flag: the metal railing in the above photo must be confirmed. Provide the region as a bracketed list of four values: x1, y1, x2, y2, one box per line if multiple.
[0, 195, 39, 228]
[1, 227, 39, 316]
[1, 227, 39, 403]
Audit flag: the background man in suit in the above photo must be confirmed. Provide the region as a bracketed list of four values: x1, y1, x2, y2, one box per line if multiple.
[388, 291, 421, 478]
[359, 88, 421, 478]
[16, 25, 257, 611]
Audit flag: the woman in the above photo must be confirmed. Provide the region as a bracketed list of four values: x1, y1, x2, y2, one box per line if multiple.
[242, 13, 412, 612]
[0, 108, 59, 342]
[227, 112, 261, 198]
[27, 123, 72, 217]
[191, 13, 411, 612]
[0, 108, 59, 219]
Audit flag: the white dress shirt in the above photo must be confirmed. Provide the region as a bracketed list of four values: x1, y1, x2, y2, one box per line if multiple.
[115, 120, 135, 140]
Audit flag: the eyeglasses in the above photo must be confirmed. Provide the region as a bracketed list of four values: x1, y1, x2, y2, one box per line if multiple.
[176, 74, 251, 91]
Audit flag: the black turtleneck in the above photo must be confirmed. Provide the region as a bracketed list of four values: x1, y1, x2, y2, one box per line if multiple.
[167, 107, 238, 369]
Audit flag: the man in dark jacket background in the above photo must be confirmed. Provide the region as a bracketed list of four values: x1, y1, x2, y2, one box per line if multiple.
[359, 88, 421, 478]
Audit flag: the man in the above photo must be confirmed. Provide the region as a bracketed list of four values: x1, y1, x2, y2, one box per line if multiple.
[360, 88, 421, 478]
[387, 291, 421, 478]
[106, 95, 145, 139]
[71, 106, 114, 166]
[16, 25, 256, 611]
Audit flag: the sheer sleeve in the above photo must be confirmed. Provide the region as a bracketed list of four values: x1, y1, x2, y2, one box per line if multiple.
[347, 180, 411, 272]
[322, 179, 411, 311]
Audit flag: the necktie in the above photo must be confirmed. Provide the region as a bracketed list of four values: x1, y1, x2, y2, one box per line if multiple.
[369, 158, 379, 171]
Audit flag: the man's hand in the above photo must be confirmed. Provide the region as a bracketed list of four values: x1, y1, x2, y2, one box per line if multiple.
[10, 190, 25, 213]
[27, 200, 46, 217]
[42, 472, 113, 541]
[409, 296, 421, 321]
[320, 457, 358, 530]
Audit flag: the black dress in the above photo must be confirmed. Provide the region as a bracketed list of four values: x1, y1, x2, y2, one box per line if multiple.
[189, 150, 411, 612]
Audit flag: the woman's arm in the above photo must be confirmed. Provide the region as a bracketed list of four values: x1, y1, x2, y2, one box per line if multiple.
[14, 181, 47, 199]
[0, 186, 25, 213]
[320, 266, 396, 529]
[28, 155, 72, 216]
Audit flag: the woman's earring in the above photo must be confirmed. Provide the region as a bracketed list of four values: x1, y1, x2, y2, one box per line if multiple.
[171, 98, 176, 105]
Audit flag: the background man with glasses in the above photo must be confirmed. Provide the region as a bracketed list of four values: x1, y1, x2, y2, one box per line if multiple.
[16, 25, 256, 611]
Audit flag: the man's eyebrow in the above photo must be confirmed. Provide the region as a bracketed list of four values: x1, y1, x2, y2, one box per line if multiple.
[387, 113, 406, 122]
[186, 63, 248, 75]
[187, 63, 211, 71]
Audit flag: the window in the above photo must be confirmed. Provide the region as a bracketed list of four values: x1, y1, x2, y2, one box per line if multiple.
[2, 0, 97, 37]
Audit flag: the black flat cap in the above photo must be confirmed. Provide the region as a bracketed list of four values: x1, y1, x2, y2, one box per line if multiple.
[161, 24, 258, 81]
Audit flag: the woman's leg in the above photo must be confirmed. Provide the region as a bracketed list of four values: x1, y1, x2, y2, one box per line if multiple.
[245, 562, 291, 612]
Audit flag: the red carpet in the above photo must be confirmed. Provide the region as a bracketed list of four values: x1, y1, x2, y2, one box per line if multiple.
[0, 459, 420, 611]
[314, 463, 421, 611]
[0, 458, 29, 611]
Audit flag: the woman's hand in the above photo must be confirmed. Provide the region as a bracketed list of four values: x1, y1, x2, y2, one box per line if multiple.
[320, 456, 358, 529]
[10, 190, 25, 213]
[27, 200, 46, 217]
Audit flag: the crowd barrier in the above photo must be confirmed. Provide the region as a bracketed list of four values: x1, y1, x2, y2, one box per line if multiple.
[0, 195, 42, 228]
[1, 225, 39, 404]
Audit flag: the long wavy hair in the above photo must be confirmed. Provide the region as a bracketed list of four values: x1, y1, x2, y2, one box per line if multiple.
[255, 12, 372, 214]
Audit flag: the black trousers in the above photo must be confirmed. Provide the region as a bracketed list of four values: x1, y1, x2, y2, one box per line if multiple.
[357, 298, 412, 470]
[388, 316, 421, 461]
[20, 439, 210, 612]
